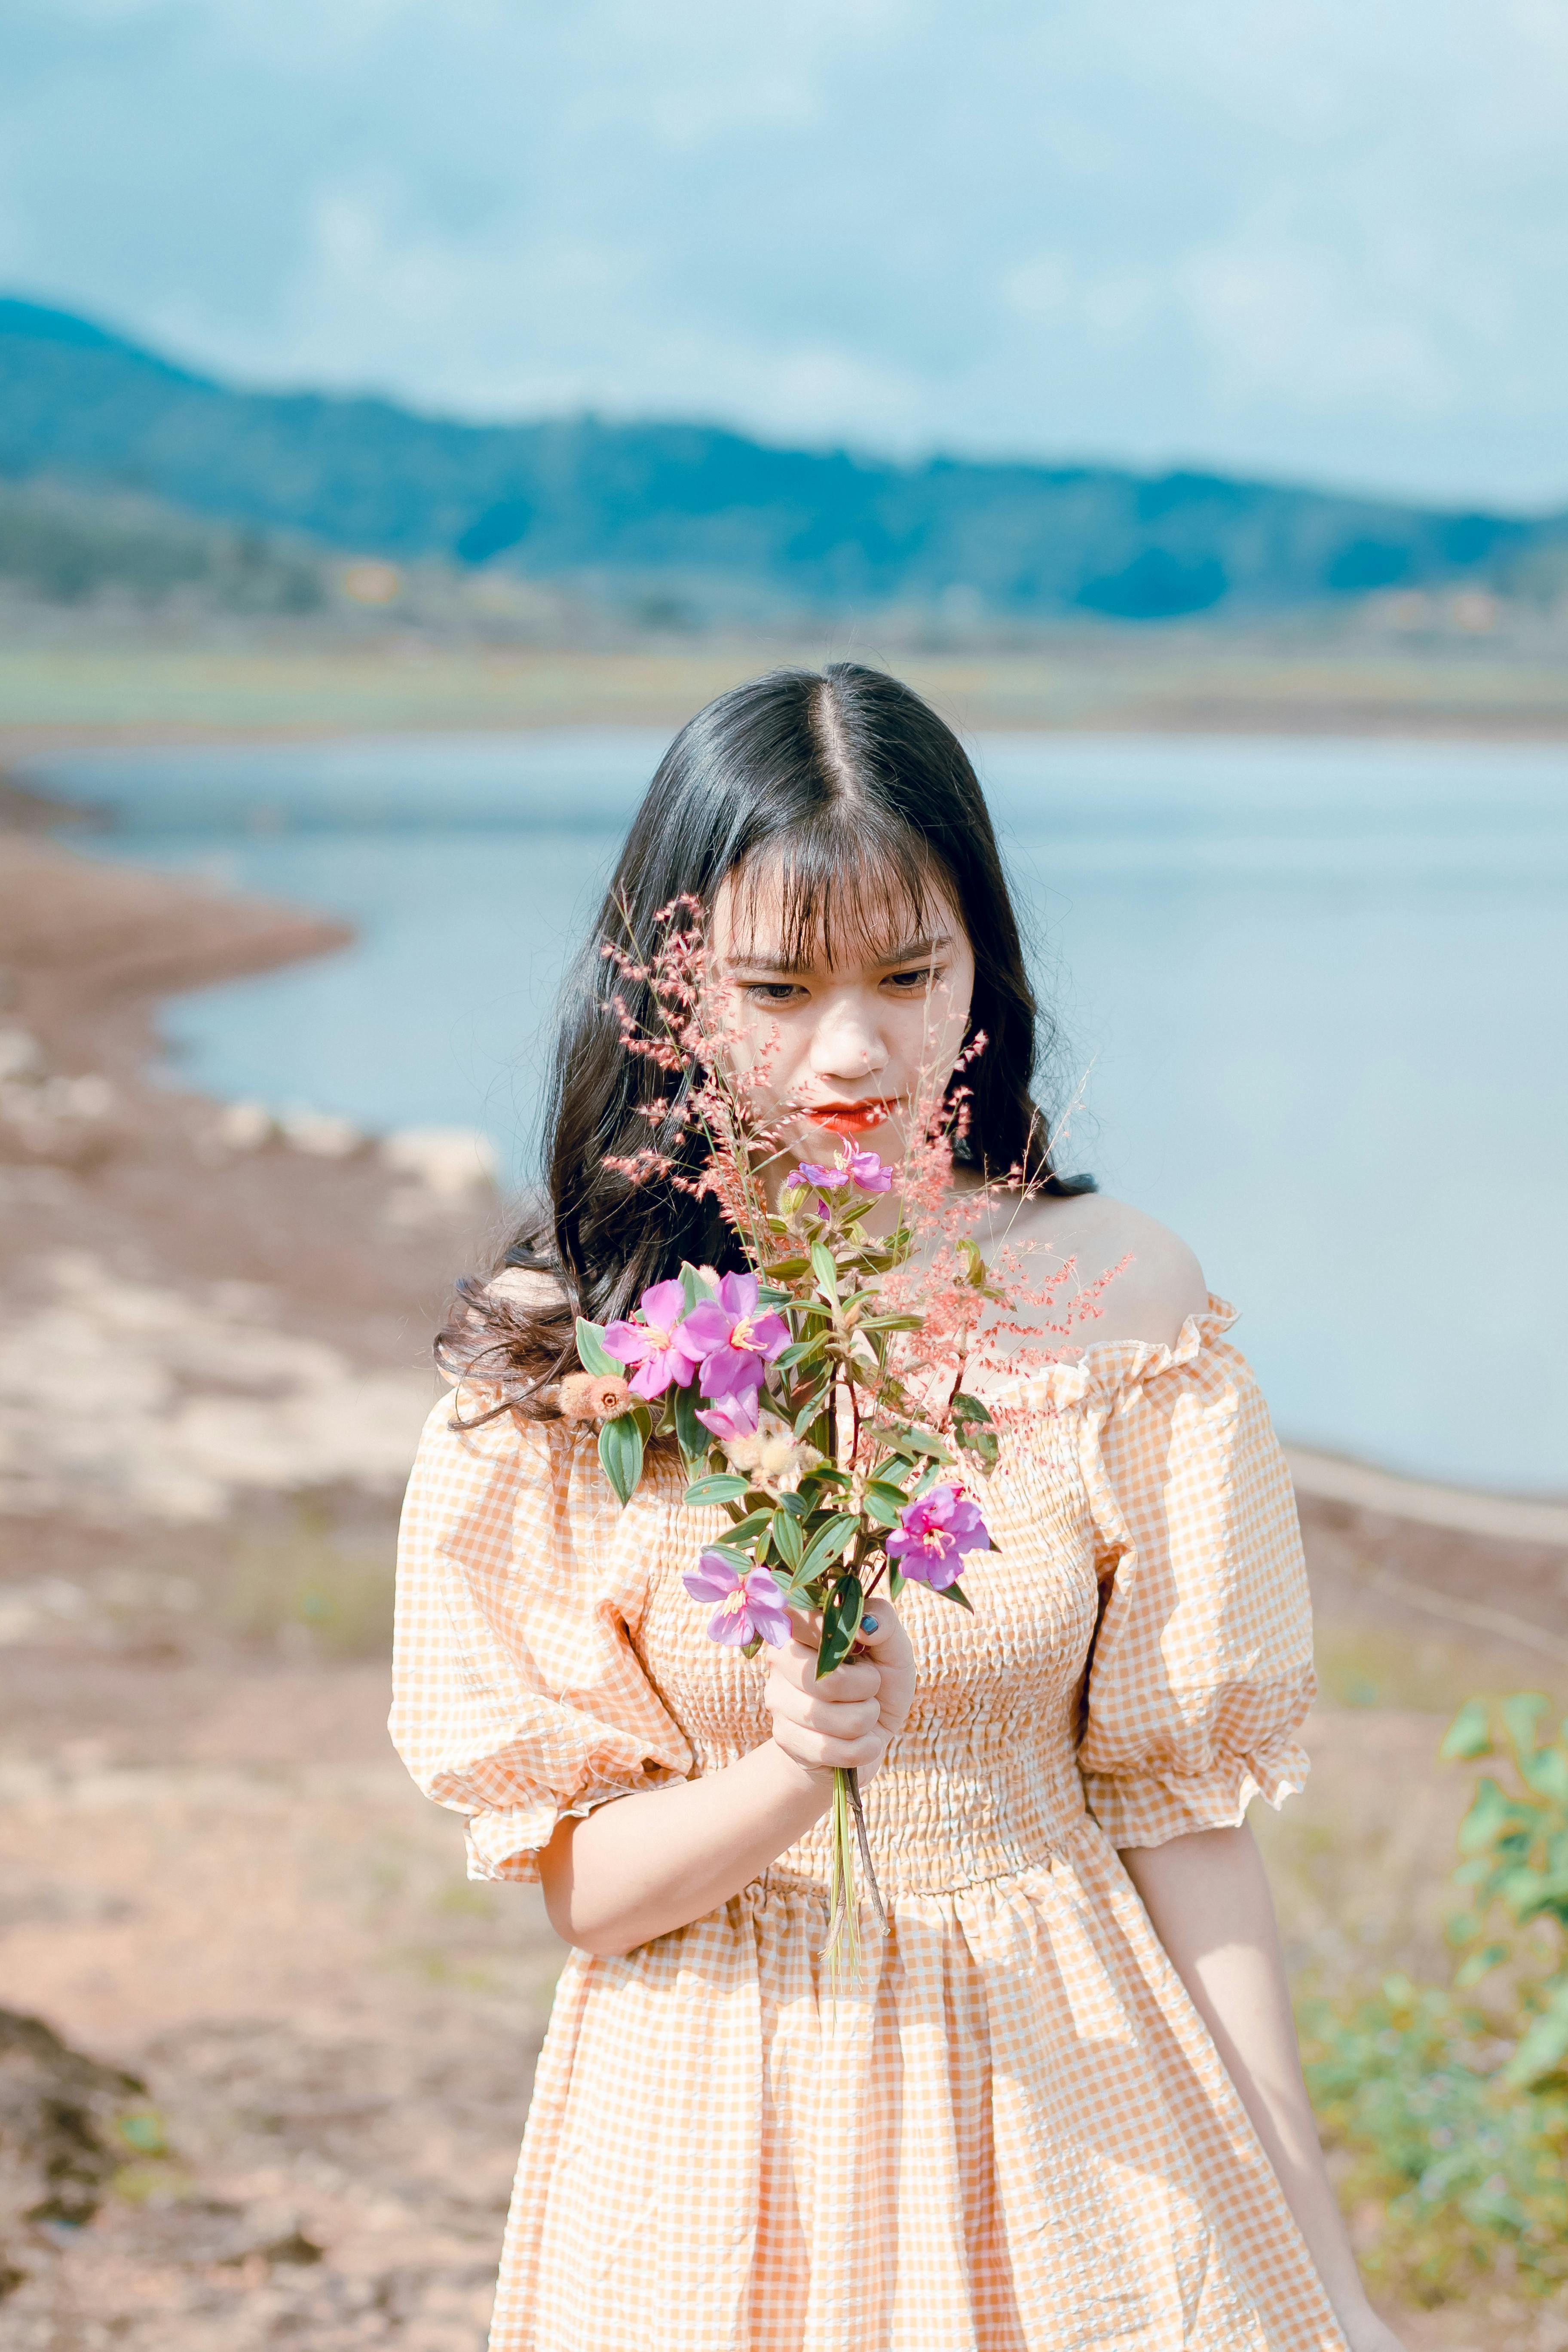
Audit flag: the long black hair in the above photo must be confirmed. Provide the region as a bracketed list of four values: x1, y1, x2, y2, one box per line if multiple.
[442, 662, 1092, 1411]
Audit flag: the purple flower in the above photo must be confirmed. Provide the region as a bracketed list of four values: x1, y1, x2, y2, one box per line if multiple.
[885, 1483, 992, 1591]
[601, 1278, 705, 1401]
[694, 1391, 761, 1443]
[796, 1148, 894, 1195]
[844, 1147, 894, 1193]
[681, 1271, 790, 1405]
[682, 1552, 793, 1648]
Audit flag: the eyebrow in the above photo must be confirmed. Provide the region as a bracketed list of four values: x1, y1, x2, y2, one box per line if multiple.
[725, 932, 954, 977]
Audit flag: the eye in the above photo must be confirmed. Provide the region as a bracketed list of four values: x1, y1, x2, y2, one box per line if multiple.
[742, 981, 807, 1008]
[882, 965, 943, 994]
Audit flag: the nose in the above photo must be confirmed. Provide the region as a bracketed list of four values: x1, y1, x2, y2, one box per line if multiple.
[807, 993, 888, 1081]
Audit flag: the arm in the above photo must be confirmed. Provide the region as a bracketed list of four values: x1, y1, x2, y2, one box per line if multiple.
[1120, 1824, 1405, 2352]
[539, 1607, 915, 1955]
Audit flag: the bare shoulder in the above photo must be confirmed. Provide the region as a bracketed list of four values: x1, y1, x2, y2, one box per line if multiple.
[993, 1188, 1208, 1351]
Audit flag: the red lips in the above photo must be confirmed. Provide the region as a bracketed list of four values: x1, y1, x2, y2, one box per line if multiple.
[804, 1098, 898, 1138]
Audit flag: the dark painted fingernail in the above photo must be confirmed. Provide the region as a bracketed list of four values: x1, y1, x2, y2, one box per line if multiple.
[861, 1614, 879, 1633]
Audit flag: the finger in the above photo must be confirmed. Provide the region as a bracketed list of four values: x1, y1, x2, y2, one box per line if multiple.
[766, 1682, 882, 1739]
[850, 1601, 906, 1658]
[808, 1655, 881, 1698]
[772, 1723, 887, 1774]
[771, 1640, 879, 1697]
[769, 1648, 878, 1703]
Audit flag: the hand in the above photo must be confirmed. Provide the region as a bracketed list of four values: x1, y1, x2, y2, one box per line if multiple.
[764, 1602, 916, 1786]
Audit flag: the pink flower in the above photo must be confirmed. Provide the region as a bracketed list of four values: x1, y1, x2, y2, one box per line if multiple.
[682, 1552, 793, 1647]
[694, 1391, 762, 1443]
[601, 1278, 705, 1400]
[682, 1272, 789, 1406]
[796, 1160, 849, 1191]
[885, 1483, 992, 1591]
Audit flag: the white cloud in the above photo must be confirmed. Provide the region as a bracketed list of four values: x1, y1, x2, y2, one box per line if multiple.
[1, 0, 1566, 502]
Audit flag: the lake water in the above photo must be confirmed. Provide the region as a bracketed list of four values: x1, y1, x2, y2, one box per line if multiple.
[24, 730, 1568, 1495]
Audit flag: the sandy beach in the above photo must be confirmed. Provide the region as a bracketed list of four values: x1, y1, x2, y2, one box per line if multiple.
[2, 778, 1565, 2349]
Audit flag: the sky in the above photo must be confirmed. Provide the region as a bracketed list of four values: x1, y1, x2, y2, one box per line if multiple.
[3, 0, 1566, 510]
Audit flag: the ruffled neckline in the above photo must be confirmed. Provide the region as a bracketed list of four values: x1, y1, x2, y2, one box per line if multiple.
[968, 1293, 1239, 1411]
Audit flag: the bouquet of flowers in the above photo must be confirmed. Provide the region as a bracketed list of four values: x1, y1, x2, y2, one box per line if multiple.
[557, 900, 1119, 1968]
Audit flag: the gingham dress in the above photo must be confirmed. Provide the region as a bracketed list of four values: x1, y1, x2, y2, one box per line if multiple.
[391, 1299, 1345, 2352]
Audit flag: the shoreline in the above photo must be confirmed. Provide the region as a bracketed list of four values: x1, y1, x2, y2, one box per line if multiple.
[0, 821, 1560, 2350]
[1, 813, 1561, 1529]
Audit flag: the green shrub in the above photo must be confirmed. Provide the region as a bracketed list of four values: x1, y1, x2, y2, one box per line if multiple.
[1300, 1694, 1568, 2304]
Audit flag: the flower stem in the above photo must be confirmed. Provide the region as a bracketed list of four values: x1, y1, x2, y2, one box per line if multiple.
[821, 1766, 861, 1981]
[845, 1767, 889, 1938]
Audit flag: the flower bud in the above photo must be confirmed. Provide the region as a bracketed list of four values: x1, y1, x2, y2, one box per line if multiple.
[558, 1371, 634, 1420]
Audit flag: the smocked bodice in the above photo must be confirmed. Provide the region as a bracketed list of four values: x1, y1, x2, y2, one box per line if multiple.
[631, 1412, 1099, 1896]
[392, 1298, 1317, 1892]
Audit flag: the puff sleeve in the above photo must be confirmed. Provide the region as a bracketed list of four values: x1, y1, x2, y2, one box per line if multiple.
[390, 1389, 693, 1881]
[1074, 1309, 1314, 1850]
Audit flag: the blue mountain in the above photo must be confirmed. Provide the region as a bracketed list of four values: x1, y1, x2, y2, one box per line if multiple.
[0, 296, 1553, 619]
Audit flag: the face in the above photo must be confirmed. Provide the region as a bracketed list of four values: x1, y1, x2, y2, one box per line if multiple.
[709, 859, 976, 1179]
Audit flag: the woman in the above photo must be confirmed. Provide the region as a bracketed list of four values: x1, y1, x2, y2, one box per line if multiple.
[392, 665, 1403, 2352]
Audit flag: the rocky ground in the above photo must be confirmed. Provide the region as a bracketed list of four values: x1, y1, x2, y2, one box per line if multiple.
[0, 822, 1564, 2349]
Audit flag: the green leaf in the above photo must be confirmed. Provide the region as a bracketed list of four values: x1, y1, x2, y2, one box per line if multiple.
[810, 1241, 839, 1298]
[765, 1255, 811, 1280]
[1520, 1745, 1568, 1804]
[770, 1507, 805, 1570]
[815, 1573, 864, 1678]
[1453, 1942, 1510, 1988]
[724, 1508, 775, 1550]
[957, 1237, 987, 1288]
[704, 1542, 760, 1574]
[576, 1317, 621, 1379]
[855, 1312, 925, 1334]
[773, 1488, 808, 1519]
[683, 1472, 750, 1509]
[949, 1390, 995, 1430]
[886, 1565, 905, 1600]
[1504, 2003, 1568, 2089]
[932, 1577, 974, 1613]
[673, 1378, 708, 1467]
[1501, 1691, 1552, 1758]
[797, 1513, 860, 1585]
[861, 1480, 911, 1528]
[1439, 1698, 1494, 1762]
[116, 2109, 169, 2156]
[775, 1337, 825, 1371]
[597, 1412, 644, 1508]
[864, 1423, 950, 1463]
[793, 1383, 831, 1437]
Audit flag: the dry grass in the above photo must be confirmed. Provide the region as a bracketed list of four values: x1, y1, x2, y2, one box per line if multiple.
[5, 625, 1568, 749]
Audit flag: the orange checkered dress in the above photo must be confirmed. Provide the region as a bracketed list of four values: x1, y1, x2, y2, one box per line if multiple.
[391, 1300, 1345, 2352]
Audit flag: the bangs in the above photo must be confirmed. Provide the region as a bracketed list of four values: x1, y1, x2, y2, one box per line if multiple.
[724, 811, 950, 972]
